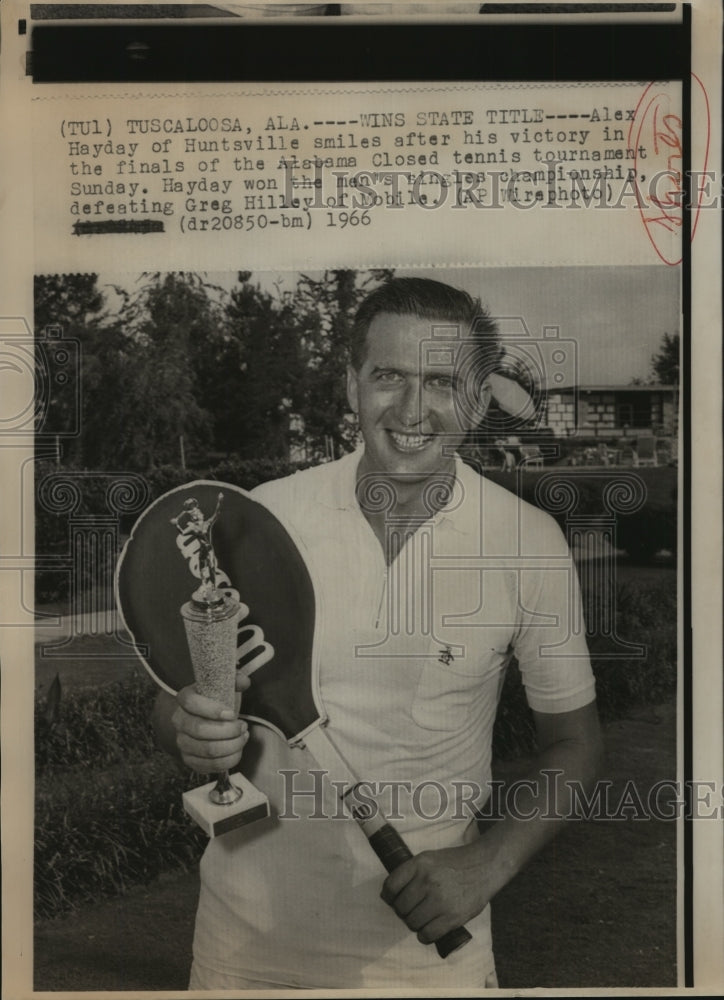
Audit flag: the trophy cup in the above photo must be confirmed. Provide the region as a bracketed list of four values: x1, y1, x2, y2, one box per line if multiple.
[171, 492, 269, 838]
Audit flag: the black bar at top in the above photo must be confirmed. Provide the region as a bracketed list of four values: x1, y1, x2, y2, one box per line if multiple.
[30, 3, 237, 18]
[30, 22, 686, 82]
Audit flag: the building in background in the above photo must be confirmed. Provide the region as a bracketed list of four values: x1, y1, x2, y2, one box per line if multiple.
[546, 384, 678, 441]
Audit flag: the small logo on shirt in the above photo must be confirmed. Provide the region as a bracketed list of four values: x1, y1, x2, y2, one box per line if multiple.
[438, 645, 454, 666]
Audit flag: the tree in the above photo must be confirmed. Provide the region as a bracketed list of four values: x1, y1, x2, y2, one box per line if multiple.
[34, 273, 107, 463]
[35, 272, 226, 471]
[211, 274, 303, 459]
[33, 269, 403, 470]
[34, 273, 104, 329]
[110, 272, 221, 469]
[650, 332, 680, 385]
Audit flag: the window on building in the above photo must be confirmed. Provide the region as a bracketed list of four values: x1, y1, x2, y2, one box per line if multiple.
[615, 393, 652, 427]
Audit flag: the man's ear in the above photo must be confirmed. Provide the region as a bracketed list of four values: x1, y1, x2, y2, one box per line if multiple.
[346, 365, 359, 415]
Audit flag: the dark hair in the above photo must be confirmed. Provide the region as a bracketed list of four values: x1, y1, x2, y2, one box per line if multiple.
[350, 276, 500, 374]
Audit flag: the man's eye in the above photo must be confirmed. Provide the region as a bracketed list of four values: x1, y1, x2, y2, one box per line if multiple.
[427, 375, 454, 390]
[376, 371, 403, 383]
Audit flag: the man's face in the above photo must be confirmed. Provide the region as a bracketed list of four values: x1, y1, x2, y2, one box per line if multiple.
[347, 312, 489, 488]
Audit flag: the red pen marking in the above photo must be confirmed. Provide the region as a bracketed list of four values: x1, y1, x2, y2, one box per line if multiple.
[628, 74, 710, 266]
[690, 73, 711, 245]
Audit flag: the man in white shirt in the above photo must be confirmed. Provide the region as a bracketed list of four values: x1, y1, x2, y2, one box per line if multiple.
[152, 276, 602, 989]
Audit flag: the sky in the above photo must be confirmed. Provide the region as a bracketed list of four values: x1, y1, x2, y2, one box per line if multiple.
[100, 264, 680, 387]
[404, 265, 680, 386]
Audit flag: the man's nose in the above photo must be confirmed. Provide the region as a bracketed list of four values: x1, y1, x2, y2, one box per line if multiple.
[397, 380, 426, 426]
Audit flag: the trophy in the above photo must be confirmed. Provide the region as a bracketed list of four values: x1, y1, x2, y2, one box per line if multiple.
[171, 492, 269, 838]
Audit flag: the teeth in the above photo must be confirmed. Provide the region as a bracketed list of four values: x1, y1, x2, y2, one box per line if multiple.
[389, 431, 433, 451]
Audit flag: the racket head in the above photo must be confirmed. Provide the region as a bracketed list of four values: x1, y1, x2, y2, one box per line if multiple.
[115, 480, 321, 742]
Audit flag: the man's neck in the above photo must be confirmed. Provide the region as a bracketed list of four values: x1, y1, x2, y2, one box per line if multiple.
[355, 455, 457, 561]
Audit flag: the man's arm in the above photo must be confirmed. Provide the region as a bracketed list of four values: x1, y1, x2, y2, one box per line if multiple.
[381, 700, 603, 946]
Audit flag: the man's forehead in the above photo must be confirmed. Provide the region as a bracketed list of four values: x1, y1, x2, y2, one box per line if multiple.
[365, 311, 472, 362]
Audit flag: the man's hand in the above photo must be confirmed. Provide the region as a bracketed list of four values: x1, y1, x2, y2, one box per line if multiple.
[380, 702, 603, 946]
[380, 844, 488, 945]
[172, 684, 250, 774]
[152, 672, 251, 774]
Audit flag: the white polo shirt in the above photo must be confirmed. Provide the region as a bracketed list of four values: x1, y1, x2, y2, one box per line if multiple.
[191, 449, 595, 989]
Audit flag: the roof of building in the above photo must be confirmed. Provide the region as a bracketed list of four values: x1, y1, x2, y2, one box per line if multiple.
[548, 383, 677, 394]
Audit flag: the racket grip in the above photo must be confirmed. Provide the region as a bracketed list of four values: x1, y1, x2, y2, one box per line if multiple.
[367, 823, 473, 960]
[368, 822, 414, 873]
[435, 924, 473, 959]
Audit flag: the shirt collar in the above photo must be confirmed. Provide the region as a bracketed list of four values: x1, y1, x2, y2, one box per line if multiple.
[315, 444, 482, 538]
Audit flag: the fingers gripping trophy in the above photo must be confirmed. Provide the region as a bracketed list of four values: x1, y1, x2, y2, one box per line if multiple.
[170, 493, 269, 835]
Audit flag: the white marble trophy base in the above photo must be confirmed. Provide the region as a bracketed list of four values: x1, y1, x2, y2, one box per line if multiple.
[183, 773, 270, 838]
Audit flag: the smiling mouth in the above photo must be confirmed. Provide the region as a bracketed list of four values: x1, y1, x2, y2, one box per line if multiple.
[387, 430, 434, 452]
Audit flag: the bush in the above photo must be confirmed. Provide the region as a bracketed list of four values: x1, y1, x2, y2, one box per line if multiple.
[35, 756, 206, 919]
[139, 457, 308, 498]
[143, 463, 200, 500]
[477, 466, 677, 564]
[615, 506, 677, 563]
[588, 578, 677, 720]
[207, 456, 302, 491]
[34, 672, 208, 918]
[35, 671, 158, 776]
